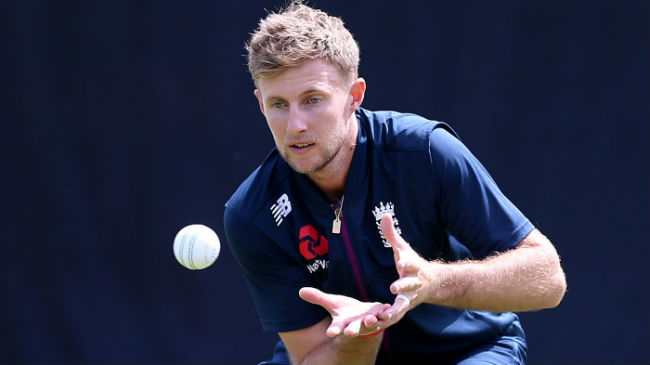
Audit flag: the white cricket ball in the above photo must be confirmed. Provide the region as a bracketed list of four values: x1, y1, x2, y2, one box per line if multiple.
[173, 224, 220, 270]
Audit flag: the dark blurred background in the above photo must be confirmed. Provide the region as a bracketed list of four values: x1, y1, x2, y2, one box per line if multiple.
[2, 0, 648, 364]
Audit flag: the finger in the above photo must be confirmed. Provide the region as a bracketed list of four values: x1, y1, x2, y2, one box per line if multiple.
[326, 323, 343, 337]
[299, 287, 339, 312]
[363, 314, 378, 328]
[343, 318, 363, 336]
[376, 303, 396, 321]
[381, 215, 405, 272]
[381, 214, 409, 252]
[390, 277, 421, 295]
[395, 294, 411, 309]
[378, 294, 411, 321]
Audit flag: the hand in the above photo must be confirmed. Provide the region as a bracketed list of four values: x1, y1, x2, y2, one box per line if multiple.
[378, 214, 438, 323]
[299, 287, 391, 337]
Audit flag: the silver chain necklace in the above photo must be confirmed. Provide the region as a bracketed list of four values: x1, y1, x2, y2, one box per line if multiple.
[332, 195, 344, 234]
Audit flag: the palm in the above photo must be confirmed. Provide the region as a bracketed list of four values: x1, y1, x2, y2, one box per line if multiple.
[299, 287, 389, 337]
[298, 215, 430, 336]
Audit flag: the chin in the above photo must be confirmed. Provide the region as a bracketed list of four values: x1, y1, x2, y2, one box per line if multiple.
[281, 149, 336, 175]
[291, 163, 320, 175]
[282, 157, 314, 174]
[287, 158, 328, 175]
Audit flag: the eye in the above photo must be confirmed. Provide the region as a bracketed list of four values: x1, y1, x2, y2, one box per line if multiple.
[307, 97, 321, 105]
[271, 101, 285, 109]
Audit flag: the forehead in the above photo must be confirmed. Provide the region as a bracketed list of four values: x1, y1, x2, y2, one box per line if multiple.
[257, 59, 347, 99]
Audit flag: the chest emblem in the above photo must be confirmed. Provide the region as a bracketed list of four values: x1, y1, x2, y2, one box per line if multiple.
[372, 201, 401, 248]
[298, 224, 329, 273]
[270, 193, 292, 226]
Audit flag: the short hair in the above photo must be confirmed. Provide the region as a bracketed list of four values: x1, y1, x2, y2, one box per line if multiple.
[246, 1, 360, 85]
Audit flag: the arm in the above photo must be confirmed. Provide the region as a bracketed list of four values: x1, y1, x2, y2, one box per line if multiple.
[380, 215, 566, 320]
[226, 206, 392, 364]
[279, 318, 382, 365]
[280, 288, 390, 365]
[433, 227, 566, 312]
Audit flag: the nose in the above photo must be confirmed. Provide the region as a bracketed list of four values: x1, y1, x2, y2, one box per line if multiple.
[286, 107, 308, 134]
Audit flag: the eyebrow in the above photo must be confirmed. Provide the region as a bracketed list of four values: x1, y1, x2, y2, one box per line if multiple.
[265, 88, 330, 103]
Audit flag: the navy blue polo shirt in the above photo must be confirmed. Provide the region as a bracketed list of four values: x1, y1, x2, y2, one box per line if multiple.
[224, 108, 534, 361]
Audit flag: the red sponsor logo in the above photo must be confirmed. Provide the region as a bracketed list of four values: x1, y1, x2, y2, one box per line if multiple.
[298, 225, 329, 260]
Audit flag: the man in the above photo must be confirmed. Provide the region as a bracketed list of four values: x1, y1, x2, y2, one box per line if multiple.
[224, 2, 566, 364]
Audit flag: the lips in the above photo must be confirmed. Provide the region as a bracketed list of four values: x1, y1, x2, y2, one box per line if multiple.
[292, 143, 313, 148]
[288, 142, 315, 153]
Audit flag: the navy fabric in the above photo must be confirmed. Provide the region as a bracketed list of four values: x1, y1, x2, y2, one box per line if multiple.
[224, 108, 534, 361]
[258, 320, 526, 365]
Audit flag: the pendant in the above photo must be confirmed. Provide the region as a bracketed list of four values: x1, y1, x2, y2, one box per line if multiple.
[332, 217, 341, 234]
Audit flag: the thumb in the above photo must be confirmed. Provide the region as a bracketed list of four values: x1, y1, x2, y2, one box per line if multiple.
[299, 287, 345, 337]
[299, 287, 338, 311]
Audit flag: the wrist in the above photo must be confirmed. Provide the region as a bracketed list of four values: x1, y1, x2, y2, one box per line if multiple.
[428, 260, 466, 304]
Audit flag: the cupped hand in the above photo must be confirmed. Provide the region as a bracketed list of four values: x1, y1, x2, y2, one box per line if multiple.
[299, 287, 391, 337]
[377, 214, 437, 324]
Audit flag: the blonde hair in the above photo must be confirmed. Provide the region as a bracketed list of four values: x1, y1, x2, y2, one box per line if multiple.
[246, 1, 360, 84]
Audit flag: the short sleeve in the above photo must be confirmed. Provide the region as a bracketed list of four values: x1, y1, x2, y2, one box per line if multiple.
[223, 205, 327, 332]
[428, 127, 534, 258]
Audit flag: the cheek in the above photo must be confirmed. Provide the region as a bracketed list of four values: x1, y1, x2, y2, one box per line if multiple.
[332, 94, 353, 121]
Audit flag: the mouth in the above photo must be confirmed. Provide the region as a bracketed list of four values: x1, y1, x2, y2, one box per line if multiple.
[287, 142, 315, 154]
[291, 143, 313, 149]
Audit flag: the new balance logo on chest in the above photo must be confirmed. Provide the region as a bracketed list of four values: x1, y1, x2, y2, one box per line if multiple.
[372, 201, 401, 248]
[270, 193, 292, 226]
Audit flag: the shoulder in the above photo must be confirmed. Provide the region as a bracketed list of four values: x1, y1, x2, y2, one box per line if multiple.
[225, 149, 290, 226]
[357, 108, 458, 153]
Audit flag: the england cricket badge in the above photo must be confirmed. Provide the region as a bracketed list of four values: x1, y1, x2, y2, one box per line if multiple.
[372, 201, 401, 248]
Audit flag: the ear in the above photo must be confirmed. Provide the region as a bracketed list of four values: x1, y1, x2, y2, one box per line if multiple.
[254, 89, 265, 115]
[349, 78, 366, 111]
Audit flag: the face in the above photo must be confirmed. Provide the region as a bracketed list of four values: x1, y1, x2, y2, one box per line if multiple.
[255, 59, 365, 177]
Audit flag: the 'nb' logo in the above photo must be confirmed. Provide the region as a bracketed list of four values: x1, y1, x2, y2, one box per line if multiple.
[270, 193, 292, 226]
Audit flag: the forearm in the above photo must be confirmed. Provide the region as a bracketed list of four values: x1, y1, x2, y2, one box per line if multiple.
[428, 229, 566, 312]
[296, 335, 382, 365]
